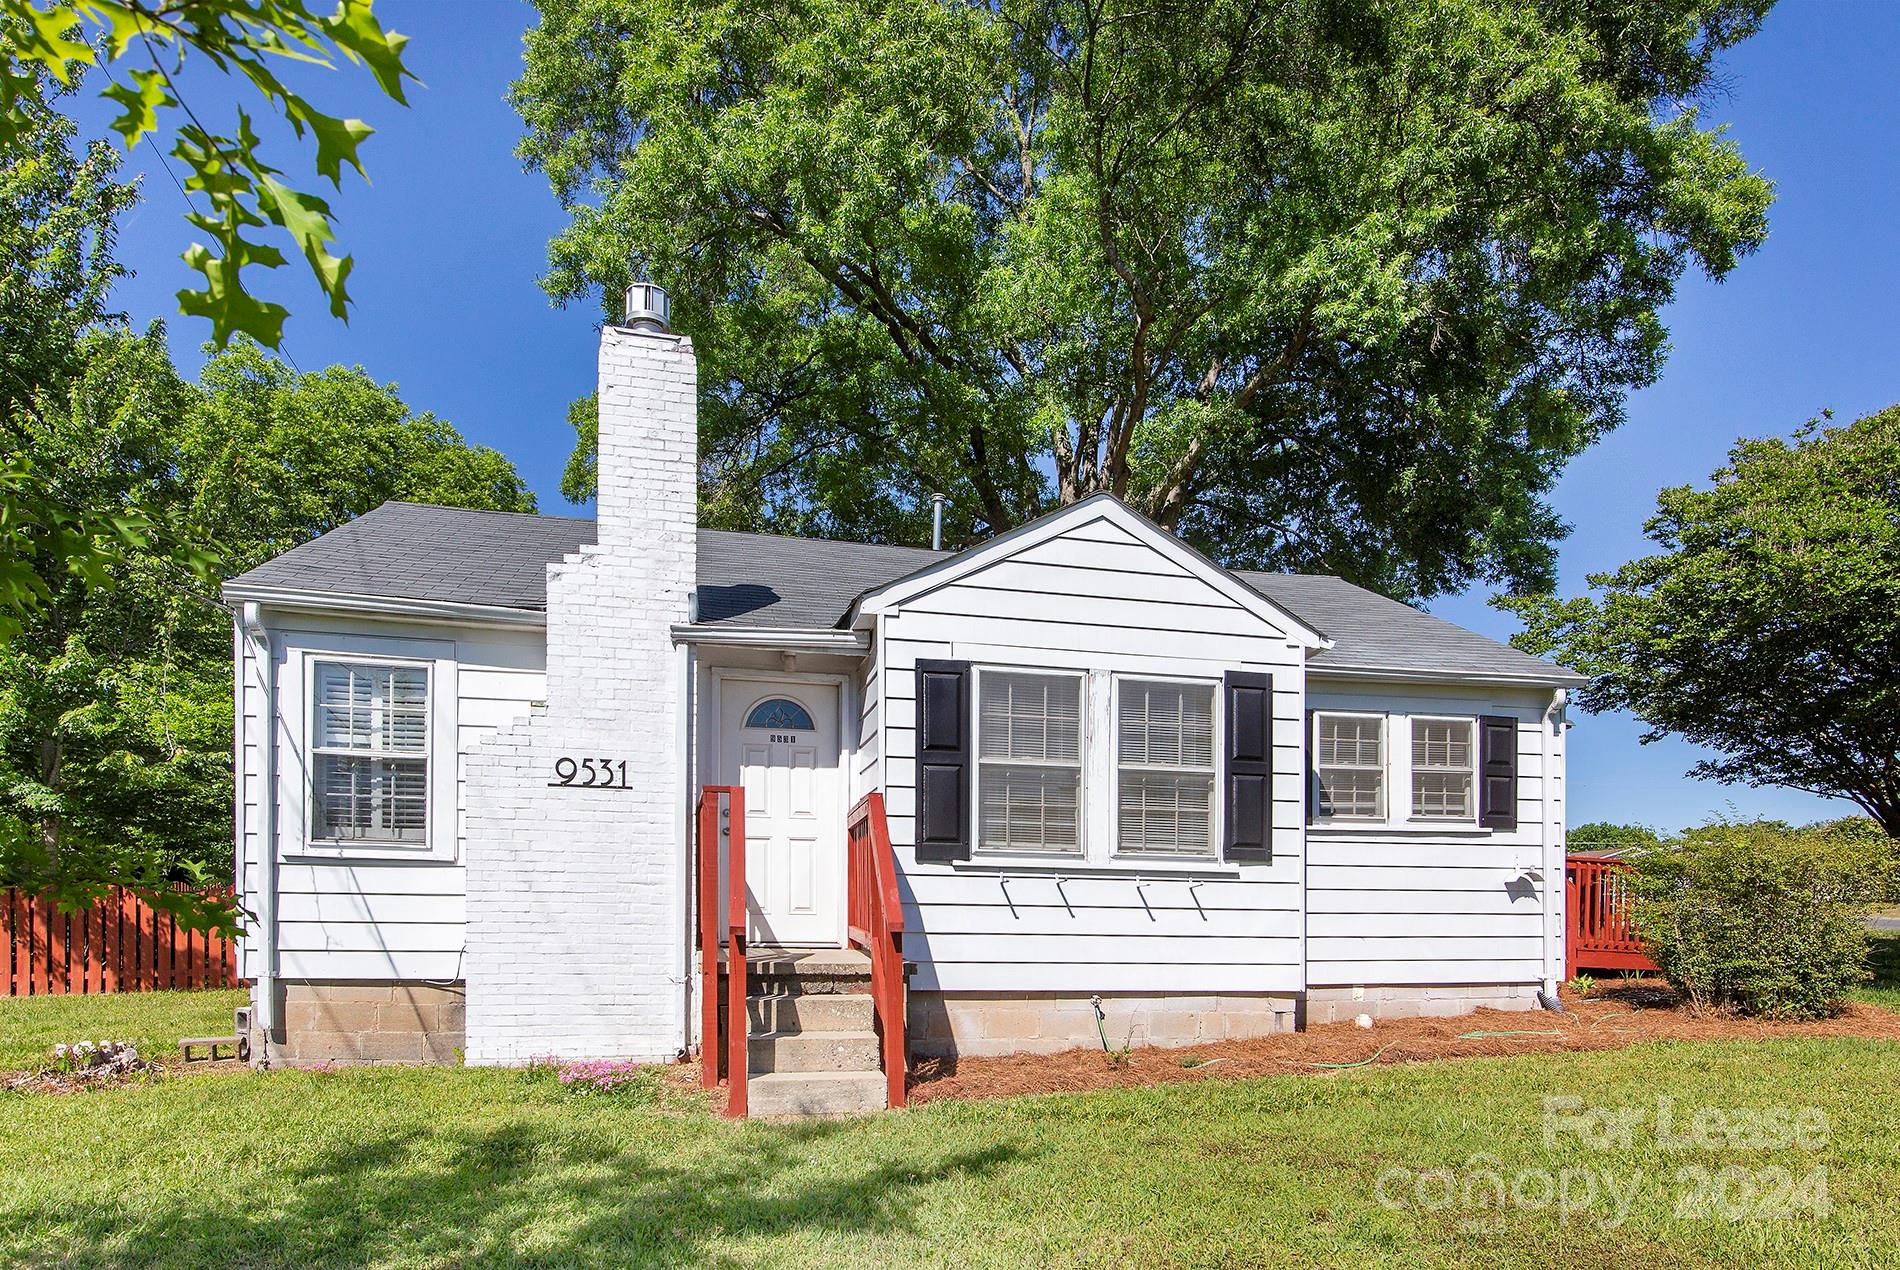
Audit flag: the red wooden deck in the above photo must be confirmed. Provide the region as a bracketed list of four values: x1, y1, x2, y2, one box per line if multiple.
[1564, 854, 1657, 979]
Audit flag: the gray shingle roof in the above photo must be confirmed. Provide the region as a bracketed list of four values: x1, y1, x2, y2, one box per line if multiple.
[697, 529, 945, 627]
[226, 502, 597, 611]
[1239, 571, 1580, 683]
[226, 502, 1579, 684]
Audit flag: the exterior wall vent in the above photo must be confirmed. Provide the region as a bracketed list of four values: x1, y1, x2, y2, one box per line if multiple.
[623, 280, 671, 333]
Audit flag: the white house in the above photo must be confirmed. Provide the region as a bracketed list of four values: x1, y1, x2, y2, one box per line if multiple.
[225, 292, 1582, 1114]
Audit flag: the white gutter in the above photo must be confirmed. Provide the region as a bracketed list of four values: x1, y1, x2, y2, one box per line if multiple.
[1307, 663, 1588, 690]
[222, 585, 547, 629]
[240, 602, 280, 1047]
[668, 624, 870, 654]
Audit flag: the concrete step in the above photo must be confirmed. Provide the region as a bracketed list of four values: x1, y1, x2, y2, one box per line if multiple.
[749, 991, 875, 1034]
[746, 948, 872, 995]
[749, 1029, 880, 1074]
[748, 1070, 888, 1118]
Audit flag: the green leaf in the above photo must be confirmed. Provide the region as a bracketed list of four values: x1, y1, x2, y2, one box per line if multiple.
[179, 242, 291, 347]
[320, 0, 416, 105]
[286, 98, 374, 185]
[100, 67, 174, 148]
[254, 173, 353, 319]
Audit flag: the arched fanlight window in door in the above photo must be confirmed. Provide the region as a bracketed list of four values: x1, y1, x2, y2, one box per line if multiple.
[744, 697, 816, 731]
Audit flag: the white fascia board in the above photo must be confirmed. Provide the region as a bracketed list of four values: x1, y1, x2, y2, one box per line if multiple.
[221, 584, 548, 629]
[669, 624, 870, 654]
[1307, 663, 1589, 690]
[850, 492, 1332, 649]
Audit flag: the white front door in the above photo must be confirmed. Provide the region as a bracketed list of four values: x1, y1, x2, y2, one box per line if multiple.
[719, 678, 843, 946]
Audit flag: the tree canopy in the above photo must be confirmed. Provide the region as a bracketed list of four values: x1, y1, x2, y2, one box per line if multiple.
[0, 89, 533, 927]
[1503, 407, 1900, 838]
[516, 0, 1773, 599]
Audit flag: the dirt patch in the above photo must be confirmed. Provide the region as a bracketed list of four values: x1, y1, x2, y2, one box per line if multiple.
[4, 1055, 249, 1094]
[907, 981, 1900, 1105]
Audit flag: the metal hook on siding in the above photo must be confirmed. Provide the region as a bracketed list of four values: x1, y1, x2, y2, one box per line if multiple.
[1133, 878, 1157, 922]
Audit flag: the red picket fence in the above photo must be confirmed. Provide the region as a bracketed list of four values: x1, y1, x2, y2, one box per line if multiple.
[1, 888, 241, 997]
[1564, 854, 1657, 979]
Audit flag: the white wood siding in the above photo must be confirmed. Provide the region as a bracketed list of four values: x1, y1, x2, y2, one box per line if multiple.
[879, 515, 1309, 993]
[236, 610, 545, 981]
[1304, 679, 1561, 988]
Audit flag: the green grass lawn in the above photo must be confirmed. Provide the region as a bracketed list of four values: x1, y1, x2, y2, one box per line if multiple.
[3, 1036, 1898, 1268]
[0, 988, 247, 1070]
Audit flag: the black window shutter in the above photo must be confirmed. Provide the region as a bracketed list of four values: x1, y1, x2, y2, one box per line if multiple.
[1223, 672, 1274, 862]
[1479, 714, 1519, 831]
[914, 660, 972, 861]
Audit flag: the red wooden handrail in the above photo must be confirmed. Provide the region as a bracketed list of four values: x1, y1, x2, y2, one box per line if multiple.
[1564, 854, 1656, 979]
[846, 792, 906, 1110]
[696, 786, 748, 1117]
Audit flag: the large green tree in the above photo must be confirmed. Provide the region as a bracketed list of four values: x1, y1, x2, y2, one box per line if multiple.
[1, 3, 412, 646]
[0, 80, 535, 926]
[516, 0, 1773, 598]
[1503, 408, 1900, 838]
[0, 336, 535, 928]
[0, 68, 154, 642]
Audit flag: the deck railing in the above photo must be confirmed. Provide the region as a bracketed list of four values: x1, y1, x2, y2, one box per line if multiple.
[696, 785, 748, 1118]
[846, 792, 906, 1110]
[1564, 853, 1657, 979]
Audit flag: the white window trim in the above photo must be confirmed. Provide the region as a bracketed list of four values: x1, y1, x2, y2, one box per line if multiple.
[964, 664, 1238, 870]
[1310, 710, 1388, 824]
[1407, 713, 1479, 826]
[1108, 672, 1222, 862]
[970, 663, 1089, 861]
[279, 634, 458, 863]
[1307, 708, 1495, 833]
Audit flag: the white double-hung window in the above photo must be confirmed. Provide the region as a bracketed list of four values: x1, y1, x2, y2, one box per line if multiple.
[1313, 713, 1385, 820]
[1116, 678, 1217, 857]
[1410, 717, 1475, 820]
[976, 669, 1083, 855]
[310, 659, 432, 846]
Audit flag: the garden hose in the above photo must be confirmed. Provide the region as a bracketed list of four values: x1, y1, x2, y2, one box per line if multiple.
[1309, 1044, 1395, 1069]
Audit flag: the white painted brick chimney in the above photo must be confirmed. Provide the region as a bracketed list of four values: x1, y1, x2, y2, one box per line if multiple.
[462, 322, 697, 1064]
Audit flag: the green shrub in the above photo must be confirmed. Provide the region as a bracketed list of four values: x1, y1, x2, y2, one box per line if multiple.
[1630, 819, 1895, 1019]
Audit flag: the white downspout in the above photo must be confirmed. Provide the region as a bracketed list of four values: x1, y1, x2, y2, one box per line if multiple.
[241, 602, 280, 1048]
[1538, 688, 1567, 1008]
[676, 638, 696, 1058]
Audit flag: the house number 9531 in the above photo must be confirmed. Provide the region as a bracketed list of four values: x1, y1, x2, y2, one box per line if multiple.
[549, 756, 630, 789]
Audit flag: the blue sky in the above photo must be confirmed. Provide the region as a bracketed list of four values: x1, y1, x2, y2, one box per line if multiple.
[77, 1, 1892, 833]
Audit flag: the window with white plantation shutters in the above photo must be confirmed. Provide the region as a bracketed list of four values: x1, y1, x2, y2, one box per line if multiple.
[1117, 679, 1217, 857]
[1314, 713, 1385, 820]
[1411, 718, 1475, 820]
[976, 669, 1083, 855]
[310, 660, 430, 844]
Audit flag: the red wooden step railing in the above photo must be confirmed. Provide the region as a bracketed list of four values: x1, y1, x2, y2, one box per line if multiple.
[696, 785, 747, 1118]
[847, 792, 906, 1110]
[1564, 854, 1656, 979]
[2, 887, 241, 996]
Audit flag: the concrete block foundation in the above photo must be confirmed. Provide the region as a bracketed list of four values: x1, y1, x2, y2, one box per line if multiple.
[1304, 983, 1541, 1025]
[909, 990, 1298, 1058]
[254, 980, 465, 1067]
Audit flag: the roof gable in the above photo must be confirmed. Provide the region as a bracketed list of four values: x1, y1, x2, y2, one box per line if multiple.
[853, 494, 1330, 649]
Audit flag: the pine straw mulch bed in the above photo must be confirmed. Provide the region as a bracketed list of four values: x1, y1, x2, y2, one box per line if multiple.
[904, 980, 1900, 1105]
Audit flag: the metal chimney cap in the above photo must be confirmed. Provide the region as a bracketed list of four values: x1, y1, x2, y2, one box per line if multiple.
[622, 280, 671, 333]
